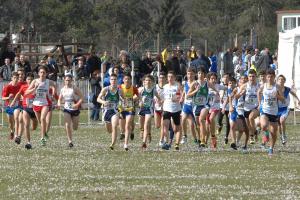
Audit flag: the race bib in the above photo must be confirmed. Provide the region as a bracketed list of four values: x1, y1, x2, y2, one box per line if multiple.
[106, 102, 116, 109]
[264, 98, 275, 107]
[194, 96, 206, 105]
[36, 89, 46, 98]
[123, 98, 133, 108]
[65, 101, 74, 109]
[26, 99, 34, 108]
[143, 96, 152, 107]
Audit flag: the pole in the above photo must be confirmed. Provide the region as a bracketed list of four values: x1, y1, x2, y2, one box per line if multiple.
[131, 61, 135, 86]
[87, 80, 91, 125]
[205, 40, 208, 56]
[157, 33, 160, 55]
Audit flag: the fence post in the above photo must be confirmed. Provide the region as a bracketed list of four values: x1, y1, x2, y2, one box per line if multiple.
[205, 40, 208, 56]
[157, 33, 160, 54]
[131, 61, 135, 86]
[87, 80, 91, 125]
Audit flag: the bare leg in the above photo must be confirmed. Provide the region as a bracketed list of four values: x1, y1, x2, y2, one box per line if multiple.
[23, 111, 31, 143]
[64, 112, 73, 143]
[124, 115, 134, 147]
[111, 114, 119, 146]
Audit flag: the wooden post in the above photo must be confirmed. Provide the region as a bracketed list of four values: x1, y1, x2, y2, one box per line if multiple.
[235, 33, 238, 48]
[190, 34, 192, 46]
[250, 28, 253, 47]
[157, 33, 160, 55]
[205, 40, 208, 56]
[131, 61, 135, 86]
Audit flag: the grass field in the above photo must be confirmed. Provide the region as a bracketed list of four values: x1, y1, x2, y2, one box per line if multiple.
[0, 111, 299, 199]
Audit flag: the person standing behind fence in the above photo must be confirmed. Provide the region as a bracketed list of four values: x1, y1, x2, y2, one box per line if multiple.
[19, 54, 31, 75]
[90, 71, 102, 121]
[0, 58, 13, 81]
[86, 51, 101, 77]
[191, 50, 211, 73]
[223, 48, 234, 77]
[47, 56, 59, 81]
[75, 59, 88, 80]
[57, 74, 83, 148]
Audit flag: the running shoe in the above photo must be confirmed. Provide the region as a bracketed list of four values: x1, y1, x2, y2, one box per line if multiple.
[249, 136, 255, 144]
[230, 143, 238, 150]
[194, 139, 200, 145]
[109, 144, 114, 150]
[224, 137, 228, 145]
[25, 143, 32, 150]
[69, 142, 74, 148]
[14, 136, 21, 145]
[45, 133, 49, 140]
[281, 134, 287, 145]
[124, 144, 129, 151]
[162, 143, 170, 150]
[9, 132, 14, 141]
[199, 143, 207, 148]
[174, 143, 179, 150]
[130, 133, 134, 140]
[262, 131, 270, 143]
[148, 133, 152, 143]
[141, 142, 147, 149]
[268, 148, 273, 156]
[119, 133, 125, 141]
[211, 136, 217, 149]
[180, 135, 187, 144]
[241, 145, 248, 153]
[158, 141, 164, 147]
[40, 138, 46, 146]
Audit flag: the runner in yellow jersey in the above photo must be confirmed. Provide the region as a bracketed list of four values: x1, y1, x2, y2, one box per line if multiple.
[118, 74, 139, 150]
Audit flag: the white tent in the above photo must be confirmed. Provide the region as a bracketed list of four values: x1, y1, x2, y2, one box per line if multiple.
[278, 27, 300, 110]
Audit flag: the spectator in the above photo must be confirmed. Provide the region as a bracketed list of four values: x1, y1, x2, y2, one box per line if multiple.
[165, 51, 180, 75]
[86, 51, 101, 76]
[75, 59, 88, 80]
[100, 51, 109, 63]
[208, 51, 218, 73]
[191, 49, 211, 73]
[90, 71, 102, 121]
[141, 51, 154, 74]
[0, 58, 13, 81]
[103, 66, 123, 87]
[223, 48, 234, 77]
[251, 48, 260, 67]
[256, 48, 272, 72]
[19, 54, 31, 74]
[13, 56, 20, 72]
[151, 54, 167, 82]
[178, 50, 187, 77]
[47, 56, 59, 81]
[187, 46, 198, 62]
[1, 44, 15, 66]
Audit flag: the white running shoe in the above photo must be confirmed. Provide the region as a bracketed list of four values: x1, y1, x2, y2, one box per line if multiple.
[180, 135, 187, 144]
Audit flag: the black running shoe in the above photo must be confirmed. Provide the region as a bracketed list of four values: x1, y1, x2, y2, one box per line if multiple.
[230, 143, 238, 150]
[130, 133, 134, 140]
[109, 145, 114, 150]
[224, 137, 228, 145]
[175, 144, 179, 151]
[120, 134, 125, 141]
[69, 142, 74, 148]
[25, 143, 32, 149]
[15, 136, 21, 145]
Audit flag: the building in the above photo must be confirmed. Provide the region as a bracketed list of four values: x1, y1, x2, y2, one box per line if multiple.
[276, 10, 300, 32]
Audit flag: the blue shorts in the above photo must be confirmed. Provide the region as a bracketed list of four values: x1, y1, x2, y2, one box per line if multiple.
[139, 107, 153, 116]
[120, 111, 135, 119]
[193, 105, 208, 117]
[5, 106, 22, 116]
[103, 109, 118, 123]
[278, 107, 289, 119]
[63, 109, 80, 117]
[230, 110, 244, 122]
[182, 104, 193, 116]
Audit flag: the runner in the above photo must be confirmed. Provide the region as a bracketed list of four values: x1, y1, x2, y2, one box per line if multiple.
[161, 71, 183, 150]
[119, 74, 139, 149]
[180, 68, 199, 145]
[10, 73, 37, 149]
[2, 72, 21, 140]
[57, 74, 83, 147]
[139, 74, 161, 149]
[97, 74, 123, 150]
[25, 66, 57, 146]
[257, 69, 284, 155]
[277, 75, 300, 145]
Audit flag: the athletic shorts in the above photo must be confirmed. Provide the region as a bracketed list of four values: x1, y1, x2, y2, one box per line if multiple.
[182, 104, 193, 115]
[277, 107, 289, 119]
[120, 111, 135, 119]
[103, 109, 118, 123]
[244, 108, 258, 118]
[260, 112, 278, 123]
[33, 105, 49, 112]
[139, 107, 153, 116]
[24, 107, 36, 119]
[155, 110, 163, 117]
[206, 109, 219, 124]
[63, 109, 80, 117]
[230, 110, 244, 122]
[193, 105, 208, 117]
[163, 111, 181, 126]
[5, 106, 22, 116]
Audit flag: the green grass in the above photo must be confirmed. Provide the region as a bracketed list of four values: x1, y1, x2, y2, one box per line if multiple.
[0, 111, 300, 199]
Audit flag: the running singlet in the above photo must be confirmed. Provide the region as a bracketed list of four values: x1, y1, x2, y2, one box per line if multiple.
[33, 79, 50, 106]
[19, 84, 35, 108]
[261, 84, 278, 116]
[104, 86, 120, 111]
[244, 82, 259, 111]
[60, 87, 77, 110]
[141, 87, 155, 109]
[278, 87, 290, 108]
[119, 84, 138, 112]
[163, 83, 181, 113]
[235, 87, 245, 115]
[193, 81, 208, 106]
[183, 81, 193, 106]
[2, 83, 20, 107]
[208, 84, 225, 109]
[154, 84, 164, 111]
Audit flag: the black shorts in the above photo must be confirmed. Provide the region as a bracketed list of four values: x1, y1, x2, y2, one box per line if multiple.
[24, 108, 36, 119]
[63, 109, 80, 117]
[163, 111, 181, 126]
[261, 112, 278, 123]
[244, 108, 258, 118]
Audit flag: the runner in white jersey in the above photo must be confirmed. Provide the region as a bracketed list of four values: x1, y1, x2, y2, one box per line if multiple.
[57, 74, 83, 147]
[257, 69, 284, 156]
[161, 71, 182, 150]
[25, 66, 56, 146]
[180, 67, 199, 145]
[154, 73, 166, 142]
[206, 72, 226, 149]
[237, 69, 260, 144]
[277, 75, 300, 145]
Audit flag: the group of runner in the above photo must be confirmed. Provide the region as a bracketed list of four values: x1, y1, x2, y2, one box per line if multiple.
[2, 66, 83, 149]
[2, 65, 299, 155]
[99, 66, 300, 155]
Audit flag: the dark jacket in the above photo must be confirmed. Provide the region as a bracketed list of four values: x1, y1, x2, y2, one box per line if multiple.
[223, 52, 234, 75]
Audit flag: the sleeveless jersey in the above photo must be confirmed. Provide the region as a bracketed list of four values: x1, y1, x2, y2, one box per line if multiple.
[208, 84, 225, 110]
[278, 86, 290, 108]
[154, 84, 164, 111]
[261, 84, 278, 116]
[104, 86, 120, 111]
[120, 84, 136, 112]
[33, 79, 50, 106]
[60, 86, 77, 110]
[193, 81, 208, 106]
[163, 83, 181, 113]
[234, 87, 245, 115]
[183, 81, 193, 106]
[244, 82, 259, 111]
[141, 87, 155, 109]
